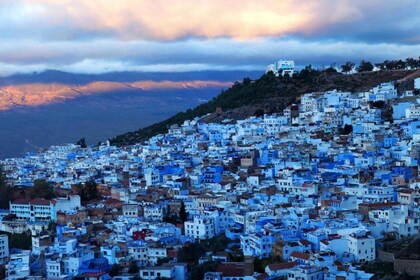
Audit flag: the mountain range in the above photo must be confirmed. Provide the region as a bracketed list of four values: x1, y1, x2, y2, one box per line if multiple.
[0, 70, 260, 159]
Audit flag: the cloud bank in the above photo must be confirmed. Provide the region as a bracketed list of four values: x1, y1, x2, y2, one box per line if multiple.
[0, 0, 419, 75]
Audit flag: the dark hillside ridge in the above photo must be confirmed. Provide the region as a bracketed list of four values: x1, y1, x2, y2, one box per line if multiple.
[110, 69, 420, 146]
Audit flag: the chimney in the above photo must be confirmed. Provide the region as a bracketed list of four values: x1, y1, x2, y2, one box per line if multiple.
[244, 255, 254, 276]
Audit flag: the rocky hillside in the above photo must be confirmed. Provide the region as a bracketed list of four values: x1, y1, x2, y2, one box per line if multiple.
[110, 68, 420, 146]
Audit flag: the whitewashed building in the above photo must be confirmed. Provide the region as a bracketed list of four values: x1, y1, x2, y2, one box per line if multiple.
[347, 231, 375, 262]
[0, 234, 9, 264]
[184, 215, 215, 240]
[9, 198, 56, 222]
[266, 60, 295, 77]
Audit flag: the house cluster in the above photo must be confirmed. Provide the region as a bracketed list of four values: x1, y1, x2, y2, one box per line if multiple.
[0, 78, 420, 279]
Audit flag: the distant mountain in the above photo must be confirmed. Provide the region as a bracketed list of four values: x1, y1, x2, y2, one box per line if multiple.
[0, 80, 234, 110]
[0, 70, 261, 86]
[111, 69, 420, 146]
[0, 70, 261, 159]
[0, 70, 262, 110]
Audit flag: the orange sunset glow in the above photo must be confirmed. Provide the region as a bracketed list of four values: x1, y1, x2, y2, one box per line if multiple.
[0, 80, 232, 110]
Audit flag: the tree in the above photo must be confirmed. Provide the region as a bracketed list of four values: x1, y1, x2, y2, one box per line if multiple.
[163, 205, 178, 225]
[189, 261, 219, 280]
[0, 165, 14, 209]
[341, 62, 355, 73]
[384, 60, 396, 70]
[382, 104, 394, 124]
[108, 264, 120, 277]
[76, 137, 87, 148]
[395, 59, 407, 70]
[179, 201, 189, 223]
[128, 261, 139, 274]
[75, 183, 84, 200]
[254, 108, 265, 118]
[77, 180, 99, 202]
[325, 66, 337, 73]
[30, 179, 55, 199]
[375, 62, 386, 71]
[85, 180, 99, 200]
[254, 257, 283, 273]
[0, 165, 6, 188]
[242, 77, 252, 86]
[371, 100, 386, 109]
[47, 221, 57, 236]
[294, 65, 319, 81]
[178, 242, 206, 263]
[206, 235, 231, 253]
[357, 60, 374, 72]
[406, 57, 418, 69]
[341, 124, 353, 135]
[6, 231, 32, 250]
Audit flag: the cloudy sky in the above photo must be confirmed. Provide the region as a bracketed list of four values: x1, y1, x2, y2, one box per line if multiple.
[0, 0, 419, 76]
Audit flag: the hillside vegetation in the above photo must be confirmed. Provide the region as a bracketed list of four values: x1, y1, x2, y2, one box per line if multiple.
[110, 68, 419, 146]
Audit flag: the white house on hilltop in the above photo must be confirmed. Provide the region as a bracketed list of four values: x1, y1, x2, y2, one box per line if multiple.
[266, 60, 295, 77]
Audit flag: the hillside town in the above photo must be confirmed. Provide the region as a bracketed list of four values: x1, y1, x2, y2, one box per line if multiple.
[0, 77, 420, 280]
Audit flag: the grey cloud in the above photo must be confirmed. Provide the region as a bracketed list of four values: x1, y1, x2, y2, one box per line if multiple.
[0, 38, 418, 76]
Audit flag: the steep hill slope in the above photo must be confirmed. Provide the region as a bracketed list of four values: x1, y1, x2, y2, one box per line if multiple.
[110, 69, 420, 145]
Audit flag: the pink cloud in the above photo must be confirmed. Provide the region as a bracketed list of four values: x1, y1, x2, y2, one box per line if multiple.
[8, 0, 390, 40]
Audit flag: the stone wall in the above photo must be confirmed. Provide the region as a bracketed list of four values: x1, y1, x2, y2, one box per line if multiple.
[377, 249, 395, 262]
[394, 259, 420, 276]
